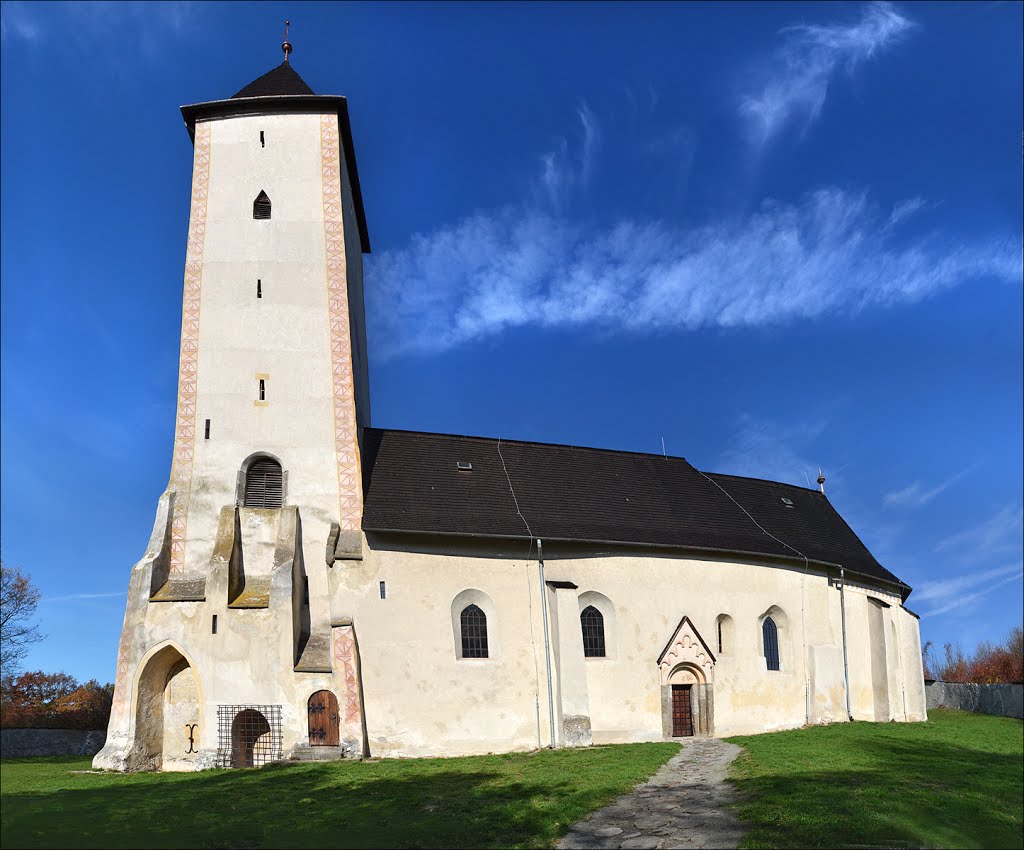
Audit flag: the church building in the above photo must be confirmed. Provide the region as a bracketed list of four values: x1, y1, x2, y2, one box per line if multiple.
[94, 41, 927, 772]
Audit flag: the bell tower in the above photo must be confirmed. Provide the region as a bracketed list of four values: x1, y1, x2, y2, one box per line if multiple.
[95, 33, 372, 771]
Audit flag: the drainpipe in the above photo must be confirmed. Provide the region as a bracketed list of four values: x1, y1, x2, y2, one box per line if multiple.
[839, 567, 854, 722]
[537, 539, 556, 748]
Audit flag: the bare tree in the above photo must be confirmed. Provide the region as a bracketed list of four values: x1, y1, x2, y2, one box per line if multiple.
[0, 561, 43, 673]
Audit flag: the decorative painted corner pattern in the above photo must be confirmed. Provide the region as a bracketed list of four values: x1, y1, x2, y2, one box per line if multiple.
[320, 113, 362, 532]
[333, 625, 362, 727]
[168, 120, 212, 576]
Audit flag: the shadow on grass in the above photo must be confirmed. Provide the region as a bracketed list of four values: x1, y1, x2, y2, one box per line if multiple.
[2, 745, 679, 850]
[729, 736, 1023, 850]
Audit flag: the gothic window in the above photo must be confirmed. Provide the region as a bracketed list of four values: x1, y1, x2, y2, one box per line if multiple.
[763, 616, 780, 671]
[243, 457, 283, 508]
[460, 604, 488, 658]
[253, 190, 272, 220]
[580, 605, 606, 657]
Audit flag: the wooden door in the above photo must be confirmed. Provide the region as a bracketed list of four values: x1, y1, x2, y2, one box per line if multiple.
[307, 690, 340, 746]
[671, 685, 693, 737]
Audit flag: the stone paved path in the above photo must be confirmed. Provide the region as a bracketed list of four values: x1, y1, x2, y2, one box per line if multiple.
[557, 738, 745, 850]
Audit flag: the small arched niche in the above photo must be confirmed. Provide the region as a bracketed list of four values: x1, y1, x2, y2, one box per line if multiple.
[715, 613, 734, 656]
[231, 709, 272, 767]
[578, 590, 617, 659]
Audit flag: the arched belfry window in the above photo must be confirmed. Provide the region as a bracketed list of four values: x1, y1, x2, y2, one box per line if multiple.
[763, 616, 780, 671]
[253, 190, 272, 220]
[243, 457, 283, 508]
[580, 605, 606, 657]
[460, 604, 488, 658]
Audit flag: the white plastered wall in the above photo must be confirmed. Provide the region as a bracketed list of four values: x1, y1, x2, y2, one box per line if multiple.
[339, 537, 927, 757]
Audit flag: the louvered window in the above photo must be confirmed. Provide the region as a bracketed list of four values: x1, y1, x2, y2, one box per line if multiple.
[243, 458, 283, 508]
[763, 616, 780, 671]
[460, 604, 488, 658]
[581, 605, 606, 657]
[253, 190, 272, 220]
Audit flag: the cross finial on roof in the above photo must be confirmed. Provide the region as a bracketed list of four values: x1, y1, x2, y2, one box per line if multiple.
[282, 19, 292, 63]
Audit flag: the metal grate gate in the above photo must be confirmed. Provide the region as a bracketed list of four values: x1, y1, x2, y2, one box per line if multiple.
[217, 705, 283, 768]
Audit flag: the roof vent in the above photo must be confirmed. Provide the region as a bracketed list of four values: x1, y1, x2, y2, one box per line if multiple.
[781, 497, 794, 507]
[456, 461, 473, 471]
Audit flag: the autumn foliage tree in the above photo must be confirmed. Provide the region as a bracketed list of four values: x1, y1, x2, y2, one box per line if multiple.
[922, 626, 1024, 684]
[0, 671, 113, 730]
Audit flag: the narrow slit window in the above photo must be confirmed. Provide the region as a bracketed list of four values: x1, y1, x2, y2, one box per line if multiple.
[258, 379, 266, 401]
[212, 614, 218, 634]
[379, 581, 386, 600]
[257, 279, 262, 299]
[259, 130, 265, 148]
[763, 616, 780, 671]
[253, 190, 271, 220]
[718, 620, 723, 654]
[204, 418, 211, 440]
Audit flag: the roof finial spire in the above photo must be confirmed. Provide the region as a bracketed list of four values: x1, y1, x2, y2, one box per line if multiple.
[281, 19, 292, 63]
[817, 467, 826, 494]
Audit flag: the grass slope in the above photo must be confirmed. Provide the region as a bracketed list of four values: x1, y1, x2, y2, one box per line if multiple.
[0, 742, 678, 849]
[727, 709, 1024, 849]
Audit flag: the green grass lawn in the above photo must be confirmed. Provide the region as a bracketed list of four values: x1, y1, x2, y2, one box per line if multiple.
[727, 709, 1024, 849]
[0, 742, 678, 849]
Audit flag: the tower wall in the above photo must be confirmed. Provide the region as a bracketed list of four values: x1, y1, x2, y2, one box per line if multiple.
[95, 107, 369, 771]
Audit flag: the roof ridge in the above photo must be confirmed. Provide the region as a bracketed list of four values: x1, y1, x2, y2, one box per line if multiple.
[704, 471, 820, 492]
[366, 426, 693, 465]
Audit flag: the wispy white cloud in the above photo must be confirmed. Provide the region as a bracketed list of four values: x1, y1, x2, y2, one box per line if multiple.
[42, 591, 125, 604]
[716, 415, 828, 490]
[887, 197, 930, 229]
[537, 103, 601, 209]
[0, 2, 42, 42]
[739, 2, 914, 147]
[367, 187, 1020, 359]
[915, 562, 1023, 617]
[884, 466, 974, 508]
[936, 504, 1023, 555]
[1, 1, 195, 60]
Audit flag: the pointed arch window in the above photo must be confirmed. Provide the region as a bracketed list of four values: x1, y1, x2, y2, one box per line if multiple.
[243, 457, 283, 508]
[763, 616, 780, 671]
[580, 605, 606, 657]
[253, 190, 272, 220]
[460, 604, 488, 658]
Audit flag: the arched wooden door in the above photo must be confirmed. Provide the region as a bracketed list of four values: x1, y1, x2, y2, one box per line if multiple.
[307, 690, 340, 746]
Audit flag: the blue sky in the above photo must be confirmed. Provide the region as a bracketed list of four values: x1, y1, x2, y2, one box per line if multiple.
[1, 1, 1021, 682]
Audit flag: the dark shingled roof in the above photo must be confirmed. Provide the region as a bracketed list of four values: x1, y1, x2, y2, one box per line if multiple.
[232, 62, 316, 99]
[361, 428, 907, 595]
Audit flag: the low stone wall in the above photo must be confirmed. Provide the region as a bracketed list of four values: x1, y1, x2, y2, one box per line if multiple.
[925, 682, 1023, 719]
[1, 728, 107, 758]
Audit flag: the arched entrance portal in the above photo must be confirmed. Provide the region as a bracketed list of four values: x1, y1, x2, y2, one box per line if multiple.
[231, 709, 272, 767]
[657, 616, 717, 738]
[307, 690, 340, 746]
[133, 644, 201, 771]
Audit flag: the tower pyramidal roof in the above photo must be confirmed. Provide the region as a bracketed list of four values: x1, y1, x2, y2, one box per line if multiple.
[232, 61, 316, 99]
[232, 20, 315, 99]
